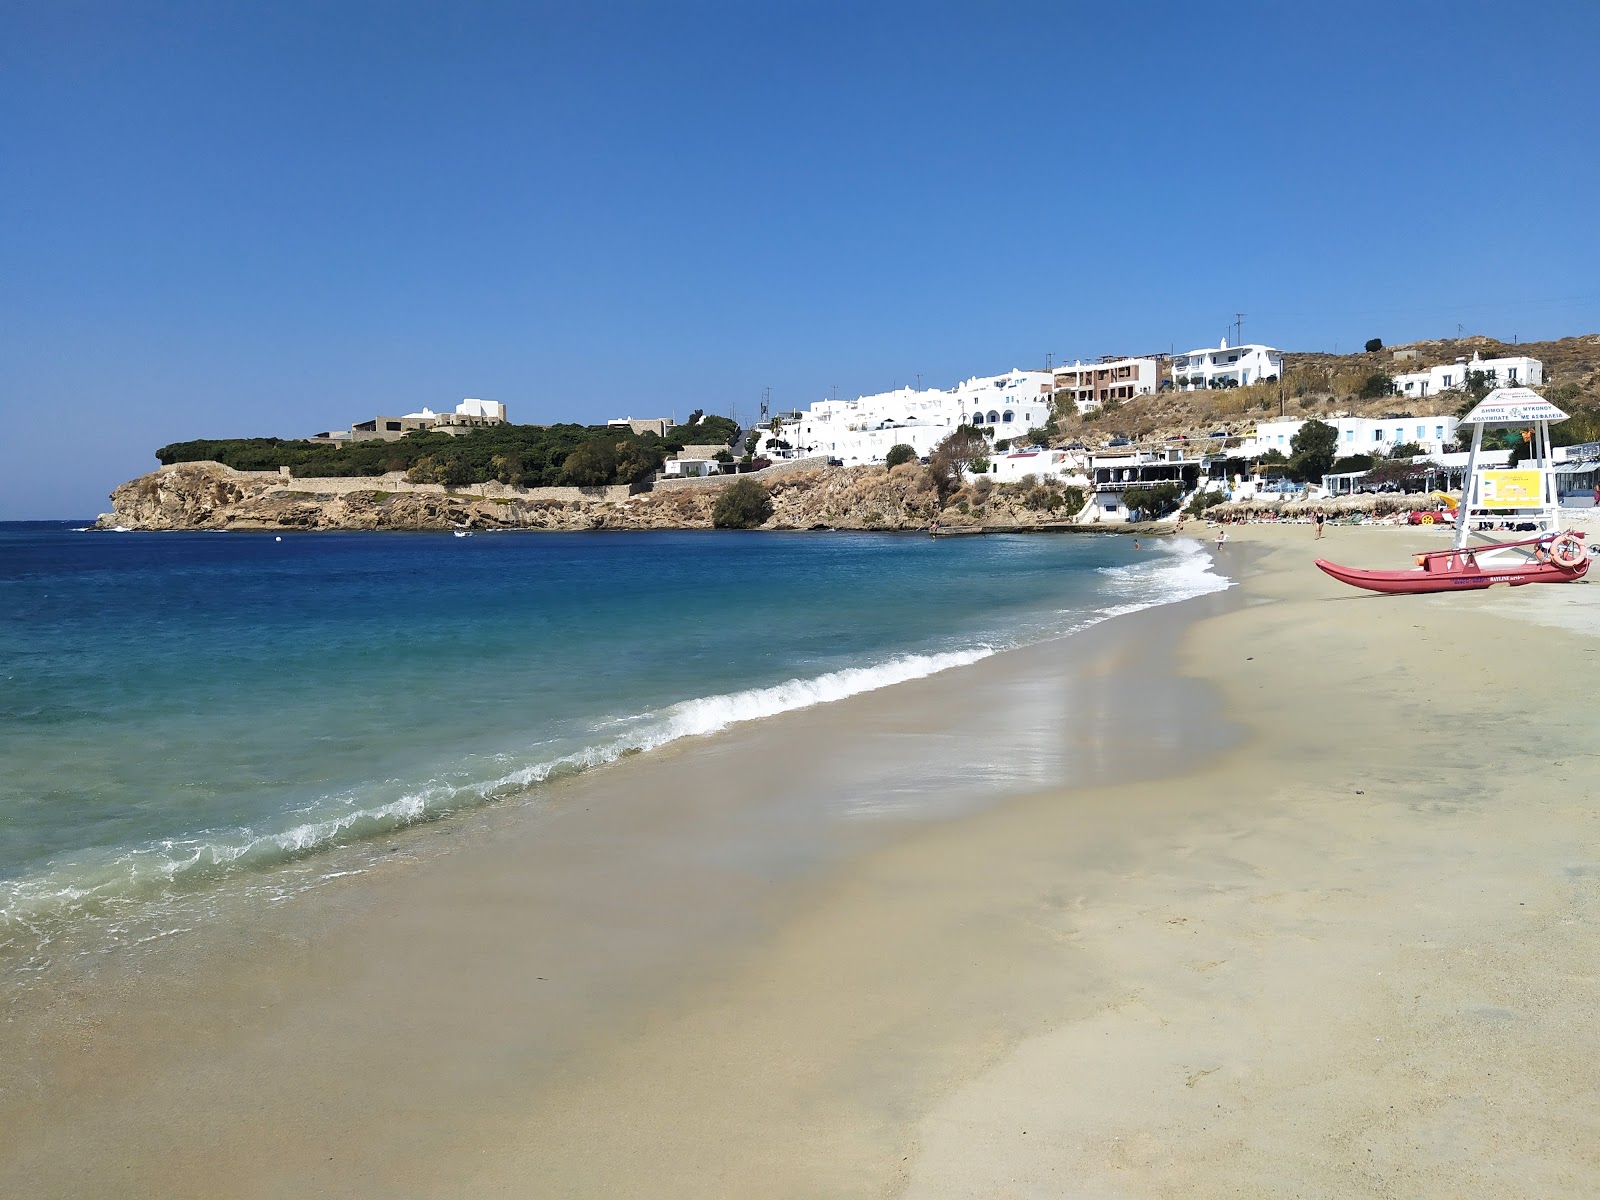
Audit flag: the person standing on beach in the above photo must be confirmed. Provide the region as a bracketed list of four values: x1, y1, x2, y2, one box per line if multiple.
[1216, 529, 1228, 549]
[1314, 510, 1326, 540]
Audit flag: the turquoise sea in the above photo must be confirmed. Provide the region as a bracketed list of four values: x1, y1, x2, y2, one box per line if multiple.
[0, 523, 1226, 960]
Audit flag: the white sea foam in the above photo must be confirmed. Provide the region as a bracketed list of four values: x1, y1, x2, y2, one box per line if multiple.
[0, 646, 995, 936]
[1, 539, 1229, 945]
[1096, 535, 1232, 613]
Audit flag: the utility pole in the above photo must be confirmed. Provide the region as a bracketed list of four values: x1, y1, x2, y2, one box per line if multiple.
[1046, 351, 1053, 371]
[1234, 312, 1245, 347]
[916, 373, 922, 390]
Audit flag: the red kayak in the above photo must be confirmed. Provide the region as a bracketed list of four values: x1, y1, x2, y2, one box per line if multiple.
[1316, 533, 1590, 595]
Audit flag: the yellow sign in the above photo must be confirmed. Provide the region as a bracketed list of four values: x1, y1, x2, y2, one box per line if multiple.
[1479, 469, 1543, 509]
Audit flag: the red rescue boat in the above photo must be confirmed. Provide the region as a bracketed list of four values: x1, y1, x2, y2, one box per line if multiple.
[1316, 532, 1590, 595]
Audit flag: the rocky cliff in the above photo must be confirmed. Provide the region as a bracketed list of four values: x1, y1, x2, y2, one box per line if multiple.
[97, 461, 1093, 533]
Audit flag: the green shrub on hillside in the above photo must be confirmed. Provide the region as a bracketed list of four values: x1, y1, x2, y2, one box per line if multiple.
[712, 479, 773, 529]
[884, 443, 917, 469]
[155, 423, 668, 489]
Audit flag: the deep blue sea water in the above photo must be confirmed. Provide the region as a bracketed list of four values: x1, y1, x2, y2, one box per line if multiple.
[0, 522, 1226, 955]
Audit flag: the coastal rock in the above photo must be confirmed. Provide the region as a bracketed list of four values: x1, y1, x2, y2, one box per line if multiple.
[97, 461, 1098, 534]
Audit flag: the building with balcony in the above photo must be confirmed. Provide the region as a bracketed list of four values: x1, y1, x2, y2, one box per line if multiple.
[1172, 339, 1282, 390]
[1052, 356, 1162, 412]
[1082, 448, 1207, 522]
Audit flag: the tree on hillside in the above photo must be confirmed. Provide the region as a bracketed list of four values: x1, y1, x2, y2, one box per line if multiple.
[928, 426, 991, 502]
[884, 443, 917, 469]
[712, 478, 773, 529]
[1454, 369, 1497, 415]
[1359, 372, 1396, 399]
[1365, 338, 1384, 353]
[1388, 441, 1426, 460]
[670, 413, 739, 449]
[561, 440, 617, 487]
[1289, 418, 1339, 483]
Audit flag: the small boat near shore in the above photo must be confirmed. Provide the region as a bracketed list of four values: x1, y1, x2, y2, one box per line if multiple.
[1316, 533, 1590, 594]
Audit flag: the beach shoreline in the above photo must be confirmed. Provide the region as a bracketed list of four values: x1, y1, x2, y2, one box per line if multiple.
[5, 525, 1599, 1197]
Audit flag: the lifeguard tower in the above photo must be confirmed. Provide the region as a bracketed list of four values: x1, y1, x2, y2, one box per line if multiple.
[1452, 386, 1569, 551]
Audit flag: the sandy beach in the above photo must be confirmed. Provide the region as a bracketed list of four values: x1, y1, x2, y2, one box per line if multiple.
[4, 523, 1598, 1198]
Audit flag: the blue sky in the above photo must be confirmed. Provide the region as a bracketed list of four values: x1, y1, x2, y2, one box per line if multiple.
[4, 0, 1598, 518]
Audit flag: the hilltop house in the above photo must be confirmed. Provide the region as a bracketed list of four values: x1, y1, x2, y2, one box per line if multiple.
[1172, 339, 1282, 390]
[1052, 356, 1162, 413]
[1391, 352, 1543, 399]
[313, 399, 508, 444]
[609, 416, 675, 437]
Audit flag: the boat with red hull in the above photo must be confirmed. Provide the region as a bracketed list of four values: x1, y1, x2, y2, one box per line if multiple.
[1316, 533, 1590, 595]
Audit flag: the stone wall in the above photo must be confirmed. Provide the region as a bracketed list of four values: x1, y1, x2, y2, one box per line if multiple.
[191, 464, 635, 504]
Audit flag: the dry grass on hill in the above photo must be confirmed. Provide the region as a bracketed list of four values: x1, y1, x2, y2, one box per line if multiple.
[1049, 333, 1600, 447]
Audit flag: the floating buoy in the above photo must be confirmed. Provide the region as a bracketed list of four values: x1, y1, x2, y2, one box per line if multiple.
[275, 536, 282, 542]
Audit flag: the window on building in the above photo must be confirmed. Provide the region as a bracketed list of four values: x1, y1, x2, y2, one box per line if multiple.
[1442, 374, 1453, 388]
[1435, 426, 1444, 439]
[1508, 368, 1518, 382]
[1374, 431, 1383, 442]
[987, 410, 1000, 423]
[1417, 425, 1425, 438]
[971, 413, 984, 425]
[1345, 430, 1355, 442]
[1002, 411, 1014, 423]
[385, 421, 401, 431]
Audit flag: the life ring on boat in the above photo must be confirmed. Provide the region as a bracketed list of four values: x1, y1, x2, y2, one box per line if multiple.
[1549, 534, 1585, 568]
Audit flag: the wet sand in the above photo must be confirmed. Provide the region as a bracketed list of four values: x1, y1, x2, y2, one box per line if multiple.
[5, 524, 1599, 1197]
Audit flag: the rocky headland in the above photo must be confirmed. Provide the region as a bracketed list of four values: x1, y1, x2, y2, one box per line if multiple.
[96, 461, 1096, 534]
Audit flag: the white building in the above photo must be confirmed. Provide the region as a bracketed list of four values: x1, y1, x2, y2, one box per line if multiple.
[757, 369, 1055, 467]
[976, 448, 1089, 485]
[1172, 339, 1282, 390]
[1242, 415, 1461, 459]
[663, 445, 730, 478]
[454, 398, 507, 421]
[1052, 356, 1162, 412]
[1081, 448, 1206, 523]
[1392, 352, 1543, 399]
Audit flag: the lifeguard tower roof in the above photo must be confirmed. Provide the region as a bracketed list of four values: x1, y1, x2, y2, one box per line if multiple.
[1460, 387, 1568, 426]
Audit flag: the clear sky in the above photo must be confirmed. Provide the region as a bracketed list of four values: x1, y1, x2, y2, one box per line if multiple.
[4, 0, 1598, 518]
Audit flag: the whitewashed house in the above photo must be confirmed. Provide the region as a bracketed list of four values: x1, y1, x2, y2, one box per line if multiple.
[1391, 352, 1543, 399]
[1242, 416, 1461, 459]
[756, 370, 1055, 467]
[1172, 339, 1282, 390]
[973, 448, 1090, 485]
[663, 445, 730, 478]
